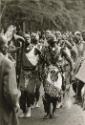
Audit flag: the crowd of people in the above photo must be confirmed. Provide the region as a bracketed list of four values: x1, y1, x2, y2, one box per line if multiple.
[0, 25, 85, 125]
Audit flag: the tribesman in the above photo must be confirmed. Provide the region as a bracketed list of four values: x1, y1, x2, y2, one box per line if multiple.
[0, 34, 21, 125]
[3, 25, 25, 84]
[40, 32, 74, 118]
[40, 33, 63, 119]
[19, 33, 41, 118]
[73, 31, 85, 101]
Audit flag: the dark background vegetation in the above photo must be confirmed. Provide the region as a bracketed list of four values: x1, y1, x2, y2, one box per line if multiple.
[1, 0, 85, 31]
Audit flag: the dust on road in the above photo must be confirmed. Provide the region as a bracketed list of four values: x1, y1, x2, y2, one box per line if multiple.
[19, 87, 85, 125]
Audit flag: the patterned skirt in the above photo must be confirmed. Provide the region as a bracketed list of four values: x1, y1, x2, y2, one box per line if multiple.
[44, 65, 63, 98]
[44, 81, 62, 98]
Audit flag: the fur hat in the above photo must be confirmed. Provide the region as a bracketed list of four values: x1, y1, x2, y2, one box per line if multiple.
[46, 33, 57, 44]
[74, 31, 81, 36]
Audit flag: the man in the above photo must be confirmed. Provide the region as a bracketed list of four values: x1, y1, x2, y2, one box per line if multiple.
[0, 35, 20, 125]
[73, 31, 85, 100]
[19, 33, 41, 118]
[41, 32, 74, 118]
[41, 33, 63, 118]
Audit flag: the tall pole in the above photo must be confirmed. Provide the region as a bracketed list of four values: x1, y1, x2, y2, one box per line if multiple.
[23, 21, 26, 33]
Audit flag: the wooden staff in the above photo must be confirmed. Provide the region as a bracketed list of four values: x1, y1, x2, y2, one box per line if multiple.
[16, 37, 25, 87]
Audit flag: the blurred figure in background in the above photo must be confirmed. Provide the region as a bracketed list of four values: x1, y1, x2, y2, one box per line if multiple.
[0, 34, 20, 125]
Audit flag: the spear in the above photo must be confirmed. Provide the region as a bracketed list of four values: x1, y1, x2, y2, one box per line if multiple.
[14, 33, 25, 87]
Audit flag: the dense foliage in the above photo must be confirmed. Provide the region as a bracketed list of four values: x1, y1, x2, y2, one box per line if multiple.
[1, 0, 85, 31]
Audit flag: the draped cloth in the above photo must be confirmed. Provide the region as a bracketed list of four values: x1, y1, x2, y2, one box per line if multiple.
[76, 59, 85, 83]
[0, 53, 19, 125]
[22, 46, 39, 69]
[20, 45, 41, 96]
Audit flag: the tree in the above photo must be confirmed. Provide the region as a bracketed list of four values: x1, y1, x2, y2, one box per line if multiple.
[1, 0, 85, 31]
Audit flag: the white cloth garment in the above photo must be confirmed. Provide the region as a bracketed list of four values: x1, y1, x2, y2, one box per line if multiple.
[25, 47, 39, 66]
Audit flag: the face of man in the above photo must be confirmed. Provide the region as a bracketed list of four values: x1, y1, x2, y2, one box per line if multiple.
[47, 38, 55, 47]
[0, 35, 8, 55]
[25, 35, 31, 43]
[76, 34, 81, 41]
[0, 43, 8, 55]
